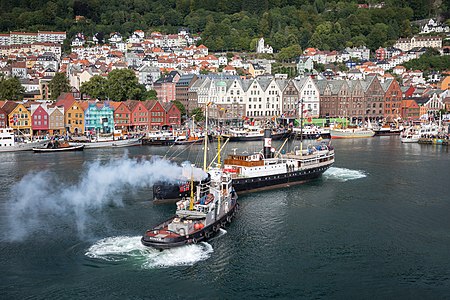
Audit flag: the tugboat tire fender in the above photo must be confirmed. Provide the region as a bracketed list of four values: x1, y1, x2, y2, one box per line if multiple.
[193, 238, 198, 244]
[226, 216, 232, 223]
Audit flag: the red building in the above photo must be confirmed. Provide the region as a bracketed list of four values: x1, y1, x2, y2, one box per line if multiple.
[382, 79, 403, 121]
[402, 86, 415, 98]
[111, 102, 131, 131]
[31, 104, 49, 135]
[375, 47, 386, 61]
[125, 100, 148, 132]
[401, 100, 420, 120]
[164, 102, 181, 127]
[145, 100, 166, 129]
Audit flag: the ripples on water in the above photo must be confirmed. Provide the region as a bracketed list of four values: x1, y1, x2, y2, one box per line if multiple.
[2, 138, 450, 299]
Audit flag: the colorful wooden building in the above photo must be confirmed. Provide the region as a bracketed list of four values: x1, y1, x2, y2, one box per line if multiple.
[145, 100, 165, 129]
[125, 100, 148, 132]
[111, 102, 131, 132]
[30, 103, 49, 136]
[55, 93, 84, 134]
[164, 102, 181, 127]
[2, 101, 32, 136]
[47, 105, 65, 135]
[83, 101, 114, 134]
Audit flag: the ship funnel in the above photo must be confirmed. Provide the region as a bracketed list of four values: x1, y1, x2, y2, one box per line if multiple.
[264, 129, 272, 159]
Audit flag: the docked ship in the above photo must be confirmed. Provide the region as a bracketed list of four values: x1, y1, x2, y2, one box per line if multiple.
[222, 125, 264, 141]
[373, 124, 403, 136]
[141, 130, 176, 146]
[330, 127, 375, 139]
[290, 126, 331, 140]
[142, 164, 238, 250]
[0, 128, 47, 152]
[153, 129, 335, 201]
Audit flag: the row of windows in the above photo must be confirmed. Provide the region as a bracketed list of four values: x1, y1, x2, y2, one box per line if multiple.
[33, 115, 48, 120]
[67, 113, 82, 118]
[33, 121, 48, 126]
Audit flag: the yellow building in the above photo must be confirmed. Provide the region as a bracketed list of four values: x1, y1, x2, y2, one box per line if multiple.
[55, 93, 84, 134]
[2, 101, 32, 136]
[440, 76, 450, 90]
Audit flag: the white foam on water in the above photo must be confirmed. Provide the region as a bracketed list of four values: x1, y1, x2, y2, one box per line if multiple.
[85, 236, 213, 269]
[323, 167, 366, 182]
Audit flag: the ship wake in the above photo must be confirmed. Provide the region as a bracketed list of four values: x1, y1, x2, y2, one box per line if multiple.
[323, 167, 366, 182]
[85, 236, 213, 269]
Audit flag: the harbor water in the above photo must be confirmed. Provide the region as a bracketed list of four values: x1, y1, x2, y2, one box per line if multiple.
[1, 136, 450, 299]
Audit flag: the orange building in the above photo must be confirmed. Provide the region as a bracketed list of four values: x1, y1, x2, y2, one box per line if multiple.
[55, 93, 85, 134]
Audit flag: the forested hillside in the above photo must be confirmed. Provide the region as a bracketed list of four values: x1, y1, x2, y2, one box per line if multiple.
[0, 0, 447, 51]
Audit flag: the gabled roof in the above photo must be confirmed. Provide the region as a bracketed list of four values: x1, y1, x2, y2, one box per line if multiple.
[1, 100, 19, 114]
[143, 100, 157, 111]
[55, 93, 76, 110]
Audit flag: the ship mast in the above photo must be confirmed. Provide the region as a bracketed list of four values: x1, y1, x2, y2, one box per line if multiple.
[203, 103, 209, 171]
[299, 98, 303, 155]
[189, 169, 194, 210]
[217, 135, 221, 167]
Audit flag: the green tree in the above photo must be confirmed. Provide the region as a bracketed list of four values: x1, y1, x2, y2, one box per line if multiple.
[172, 100, 186, 116]
[107, 69, 145, 101]
[0, 77, 25, 100]
[143, 89, 158, 100]
[277, 44, 302, 62]
[191, 107, 205, 122]
[80, 75, 108, 100]
[366, 23, 389, 50]
[49, 72, 70, 100]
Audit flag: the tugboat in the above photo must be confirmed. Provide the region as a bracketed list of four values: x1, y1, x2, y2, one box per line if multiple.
[141, 169, 238, 250]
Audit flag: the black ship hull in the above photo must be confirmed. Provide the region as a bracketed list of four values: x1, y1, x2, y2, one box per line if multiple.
[153, 163, 332, 201]
[290, 132, 331, 140]
[141, 137, 175, 146]
[141, 202, 239, 250]
[373, 130, 402, 136]
[232, 164, 332, 193]
[222, 135, 264, 142]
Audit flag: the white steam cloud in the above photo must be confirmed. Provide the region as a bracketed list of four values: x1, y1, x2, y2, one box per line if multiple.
[5, 156, 207, 241]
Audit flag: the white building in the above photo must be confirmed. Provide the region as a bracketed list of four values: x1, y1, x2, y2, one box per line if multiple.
[394, 36, 443, 51]
[256, 38, 273, 54]
[37, 31, 66, 44]
[420, 19, 450, 34]
[294, 77, 320, 118]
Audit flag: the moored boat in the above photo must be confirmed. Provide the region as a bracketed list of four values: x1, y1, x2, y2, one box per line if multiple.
[141, 130, 176, 145]
[69, 137, 141, 149]
[0, 128, 47, 152]
[33, 140, 84, 152]
[222, 125, 264, 141]
[330, 127, 375, 139]
[400, 127, 420, 143]
[142, 167, 238, 250]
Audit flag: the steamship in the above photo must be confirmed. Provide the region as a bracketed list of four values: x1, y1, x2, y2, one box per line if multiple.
[153, 129, 335, 201]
